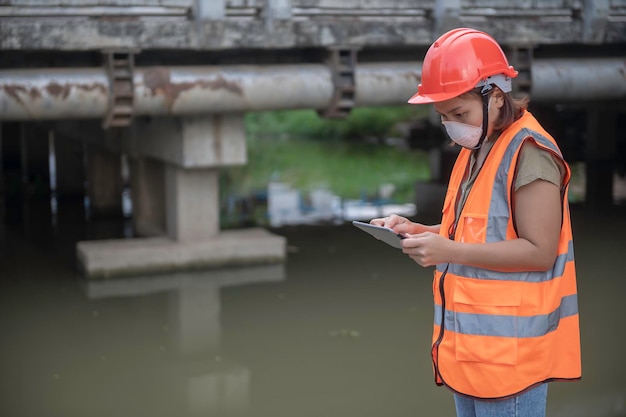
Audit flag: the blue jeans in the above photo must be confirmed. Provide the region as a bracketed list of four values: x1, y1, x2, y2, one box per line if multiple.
[454, 383, 548, 417]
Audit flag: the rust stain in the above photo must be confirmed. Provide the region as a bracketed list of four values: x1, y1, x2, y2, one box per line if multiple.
[204, 76, 244, 96]
[144, 67, 171, 92]
[79, 83, 108, 95]
[2, 84, 35, 118]
[46, 82, 71, 100]
[4, 82, 104, 104]
[2, 81, 106, 119]
[143, 67, 244, 113]
[3, 85, 28, 108]
[29, 88, 42, 100]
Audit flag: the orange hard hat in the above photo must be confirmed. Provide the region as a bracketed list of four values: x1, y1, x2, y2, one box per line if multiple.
[408, 28, 518, 104]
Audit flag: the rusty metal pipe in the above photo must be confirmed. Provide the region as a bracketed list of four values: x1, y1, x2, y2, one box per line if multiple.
[0, 59, 624, 121]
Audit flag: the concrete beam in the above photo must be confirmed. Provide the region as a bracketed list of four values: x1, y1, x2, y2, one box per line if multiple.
[130, 116, 247, 169]
[4, 15, 614, 51]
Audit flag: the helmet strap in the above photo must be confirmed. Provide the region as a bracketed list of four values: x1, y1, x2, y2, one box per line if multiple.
[480, 91, 491, 145]
[469, 90, 491, 150]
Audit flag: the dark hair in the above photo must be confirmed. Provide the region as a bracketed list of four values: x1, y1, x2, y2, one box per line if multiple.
[495, 92, 528, 132]
[461, 87, 529, 135]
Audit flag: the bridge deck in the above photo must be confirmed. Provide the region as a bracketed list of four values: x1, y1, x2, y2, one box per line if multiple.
[1, 0, 625, 54]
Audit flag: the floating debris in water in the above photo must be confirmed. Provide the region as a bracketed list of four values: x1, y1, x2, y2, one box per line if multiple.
[329, 329, 361, 338]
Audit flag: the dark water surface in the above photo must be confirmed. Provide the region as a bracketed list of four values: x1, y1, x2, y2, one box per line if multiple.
[1, 200, 625, 417]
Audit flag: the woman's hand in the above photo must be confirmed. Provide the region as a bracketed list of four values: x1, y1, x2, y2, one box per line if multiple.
[401, 232, 455, 267]
[370, 214, 439, 236]
[370, 214, 414, 234]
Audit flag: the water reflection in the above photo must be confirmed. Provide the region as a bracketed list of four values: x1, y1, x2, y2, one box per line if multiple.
[82, 265, 285, 416]
[1, 203, 625, 417]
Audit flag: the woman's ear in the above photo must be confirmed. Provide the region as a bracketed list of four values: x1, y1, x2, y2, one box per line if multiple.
[493, 89, 505, 109]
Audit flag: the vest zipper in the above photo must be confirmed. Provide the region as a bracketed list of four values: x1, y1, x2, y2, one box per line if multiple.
[434, 150, 476, 386]
[432, 264, 449, 385]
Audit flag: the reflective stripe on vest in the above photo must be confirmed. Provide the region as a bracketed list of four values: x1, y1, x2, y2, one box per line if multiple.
[436, 240, 575, 282]
[434, 293, 578, 338]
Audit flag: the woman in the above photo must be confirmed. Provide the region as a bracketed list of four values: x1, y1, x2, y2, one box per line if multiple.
[371, 28, 581, 417]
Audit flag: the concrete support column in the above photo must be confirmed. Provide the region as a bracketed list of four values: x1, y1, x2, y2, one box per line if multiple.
[0, 124, 4, 230]
[20, 123, 50, 197]
[86, 145, 122, 217]
[585, 105, 616, 208]
[129, 157, 166, 237]
[52, 131, 85, 199]
[78, 114, 286, 278]
[166, 166, 219, 241]
[1, 123, 21, 199]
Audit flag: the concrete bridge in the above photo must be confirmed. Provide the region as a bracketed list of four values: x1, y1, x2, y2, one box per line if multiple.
[1, 0, 625, 277]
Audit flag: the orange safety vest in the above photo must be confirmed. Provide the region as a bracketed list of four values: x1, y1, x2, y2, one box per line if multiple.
[432, 110, 581, 399]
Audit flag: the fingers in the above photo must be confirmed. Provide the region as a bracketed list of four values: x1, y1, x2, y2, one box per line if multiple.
[400, 232, 430, 247]
[370, 214, 408, 229]
[369, 218, 385, 226]
[401, 234, 435, 267]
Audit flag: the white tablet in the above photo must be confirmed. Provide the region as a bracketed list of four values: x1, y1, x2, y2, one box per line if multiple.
[352, 221, 406, 249]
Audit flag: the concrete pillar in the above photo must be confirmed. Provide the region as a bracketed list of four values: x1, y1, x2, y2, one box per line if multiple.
[0, 124, 4, 230]
[86, 145, 123, 217]
[166, 166, 219, 241]
[129, 157, 166, 237]
[77, 114, 286, 278]
[1, 123, 22, 230]
[20, 123, 50, 198]
[585, 105, 616, 208]
[52, 131, 86, 199]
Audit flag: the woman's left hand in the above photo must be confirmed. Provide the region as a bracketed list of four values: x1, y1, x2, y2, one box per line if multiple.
[401, 232, 454, 267]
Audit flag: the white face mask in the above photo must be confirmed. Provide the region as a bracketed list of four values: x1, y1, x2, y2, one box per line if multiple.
[441, 121, 483, 149]
[440, 96, 493, 149]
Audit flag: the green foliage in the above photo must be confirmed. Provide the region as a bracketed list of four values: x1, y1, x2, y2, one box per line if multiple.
[222, 138, 430, 202]
[220, 106, 432, 227]
[245, 106, 428, 141]
[222, 106, 431, 209]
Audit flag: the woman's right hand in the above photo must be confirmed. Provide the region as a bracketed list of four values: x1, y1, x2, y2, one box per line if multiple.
[370, 214, 421, 235]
